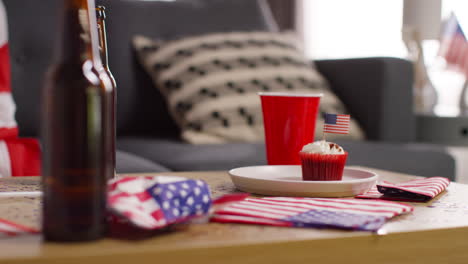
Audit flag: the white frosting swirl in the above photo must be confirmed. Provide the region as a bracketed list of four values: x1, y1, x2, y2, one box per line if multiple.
[301, 140, 345, 155]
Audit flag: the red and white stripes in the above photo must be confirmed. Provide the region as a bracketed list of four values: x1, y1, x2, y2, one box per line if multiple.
[379, 177, 449, 198]
[211, 196, 413, 229]
[108, 176, 167, 229]
[0, 0, 15, 178]
[0, 1, 41, 177]
[357, 177, 450, 201]
[0, 0, 16, 138]
[439, 13, 468, 77]
[215, 197, 413, 218]
[323, 114, 350, 135]
[0, 218, 38, 237]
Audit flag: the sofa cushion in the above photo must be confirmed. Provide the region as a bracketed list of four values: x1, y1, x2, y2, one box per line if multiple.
[117, 137, 455, 179]
[134, 32, 364, 143]
[4, 0, 277, 138]
[117, 137, 267, 171]
[116, 150, 171, 174]
[103, 0, 278, 138]
[336, 140, 455, 180]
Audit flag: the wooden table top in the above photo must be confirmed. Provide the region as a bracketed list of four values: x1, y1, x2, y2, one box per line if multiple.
[0, 166, 468, 264]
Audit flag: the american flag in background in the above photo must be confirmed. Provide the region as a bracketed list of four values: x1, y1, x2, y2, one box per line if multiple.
[323, 113, 350, 134]
[211, 197, 413, 231]
[438, 12, 468, 76]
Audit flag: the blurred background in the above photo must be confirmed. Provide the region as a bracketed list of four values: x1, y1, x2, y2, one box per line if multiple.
[269, 0, 468, 116]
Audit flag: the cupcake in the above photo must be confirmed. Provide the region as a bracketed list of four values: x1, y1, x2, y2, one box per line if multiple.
[299, 140, 348, 181]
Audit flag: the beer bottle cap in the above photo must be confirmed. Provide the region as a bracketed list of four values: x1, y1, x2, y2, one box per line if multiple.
[96, 6, 106, 19]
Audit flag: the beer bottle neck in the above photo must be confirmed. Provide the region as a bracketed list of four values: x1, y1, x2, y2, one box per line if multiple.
[58, 0, 102, 68]
[96, 17, 109, 68]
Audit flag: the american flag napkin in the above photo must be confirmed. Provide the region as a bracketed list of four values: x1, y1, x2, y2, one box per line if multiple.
[108, 176, 212, 230]
[0, 218, 38, 237]
[211, 196, 413, 231]
[356, 177, 450, 202]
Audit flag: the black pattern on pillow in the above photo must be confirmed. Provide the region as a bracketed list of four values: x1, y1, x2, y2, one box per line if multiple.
[134, 32, 364, 144]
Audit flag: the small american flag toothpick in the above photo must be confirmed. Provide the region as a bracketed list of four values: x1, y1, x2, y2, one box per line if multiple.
[323, 113, 350, 137]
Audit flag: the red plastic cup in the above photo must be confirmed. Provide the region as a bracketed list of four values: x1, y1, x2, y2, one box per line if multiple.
[259, 92, 322, 165]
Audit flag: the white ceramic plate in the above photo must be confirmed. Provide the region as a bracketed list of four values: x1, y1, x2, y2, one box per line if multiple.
[228, 165, 378, 198]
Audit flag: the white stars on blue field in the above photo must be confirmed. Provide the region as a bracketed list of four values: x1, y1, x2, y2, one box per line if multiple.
[284, 210, 387, 231]
[148, 179, 212, 222]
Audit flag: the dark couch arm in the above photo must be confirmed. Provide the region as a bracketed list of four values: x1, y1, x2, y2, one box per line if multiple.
[315, 57, 415, 142]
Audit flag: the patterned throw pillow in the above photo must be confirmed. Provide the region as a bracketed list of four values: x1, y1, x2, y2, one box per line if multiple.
[133, 32, 364, 144]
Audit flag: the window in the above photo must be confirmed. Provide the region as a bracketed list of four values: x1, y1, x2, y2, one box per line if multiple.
[300, 0, 468, 116]
[300, 0, 406, 59]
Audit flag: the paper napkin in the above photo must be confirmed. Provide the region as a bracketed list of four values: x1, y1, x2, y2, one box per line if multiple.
[356, 177, 450, 202]
[211, 196, 413, 231]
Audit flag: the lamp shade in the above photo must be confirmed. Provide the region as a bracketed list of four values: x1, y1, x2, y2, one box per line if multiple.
[403, 0, 442, 40]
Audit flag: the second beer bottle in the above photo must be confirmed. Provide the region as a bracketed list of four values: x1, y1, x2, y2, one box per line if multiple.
[96, 5, 116, 180]
[42, 0, 114, 241]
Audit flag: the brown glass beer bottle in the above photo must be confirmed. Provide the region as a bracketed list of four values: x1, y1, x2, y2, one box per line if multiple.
[96, 5, 116, 179]
[42, 0, 112, 241]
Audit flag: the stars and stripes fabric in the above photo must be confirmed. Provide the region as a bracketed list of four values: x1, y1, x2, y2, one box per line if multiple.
[356, 177, 450, 202]
[108, 176, 212, 230]
[211, 196, 413, 231]
[438, 12, 468, 76]
[0, 2, 17, 141]
[0, 1, 41, 177]
[323, 113, 350, 135]
[0, 218, 38, 237]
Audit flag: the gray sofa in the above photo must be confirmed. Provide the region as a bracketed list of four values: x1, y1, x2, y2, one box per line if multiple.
[5, 0, 455, 179]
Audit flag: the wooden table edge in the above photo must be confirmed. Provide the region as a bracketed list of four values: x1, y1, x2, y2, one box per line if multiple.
[5, 225, 468, 264]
